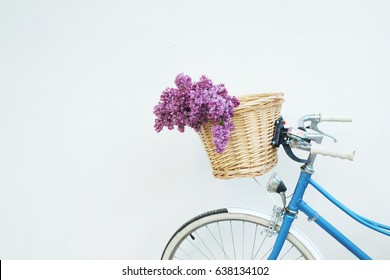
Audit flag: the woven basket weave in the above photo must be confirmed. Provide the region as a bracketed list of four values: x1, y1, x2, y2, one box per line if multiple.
[199, 93, 284, 179]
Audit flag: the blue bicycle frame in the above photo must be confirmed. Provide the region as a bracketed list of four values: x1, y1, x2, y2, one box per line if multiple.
[268, 170, 390, 260]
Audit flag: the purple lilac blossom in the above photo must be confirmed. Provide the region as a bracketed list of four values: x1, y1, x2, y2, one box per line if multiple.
[153, 73, 240, 153]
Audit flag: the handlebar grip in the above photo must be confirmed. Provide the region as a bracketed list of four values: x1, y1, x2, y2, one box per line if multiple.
[320, 114, 352, 122]
[311, 142, 355, 161]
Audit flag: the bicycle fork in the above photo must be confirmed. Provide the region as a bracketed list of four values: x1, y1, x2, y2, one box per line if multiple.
[268, 211, 296, 259]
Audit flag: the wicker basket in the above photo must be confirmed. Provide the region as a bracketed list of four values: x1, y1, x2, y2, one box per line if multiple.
[199, 93, 284, 179]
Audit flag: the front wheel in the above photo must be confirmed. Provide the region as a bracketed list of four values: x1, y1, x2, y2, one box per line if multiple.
[161, 208, 322, 260]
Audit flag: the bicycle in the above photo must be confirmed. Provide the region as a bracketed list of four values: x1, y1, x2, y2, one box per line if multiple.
[161, 113, 390, 260]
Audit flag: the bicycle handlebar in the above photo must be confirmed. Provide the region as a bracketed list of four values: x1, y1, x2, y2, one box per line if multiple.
[310, 142, 355, 161]
[272, 114, 356, 162]
[320, 114, 352, 123]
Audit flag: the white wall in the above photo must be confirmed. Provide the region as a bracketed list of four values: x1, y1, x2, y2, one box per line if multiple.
[1, 0, 389, 259]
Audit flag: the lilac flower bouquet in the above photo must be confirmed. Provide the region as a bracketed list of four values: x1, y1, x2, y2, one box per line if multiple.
[153, 74, 240, 153]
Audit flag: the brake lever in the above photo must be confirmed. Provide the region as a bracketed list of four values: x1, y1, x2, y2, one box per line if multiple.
[309, 120, 337, 143]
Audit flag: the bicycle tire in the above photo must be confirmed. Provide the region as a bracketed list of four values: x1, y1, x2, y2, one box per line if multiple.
[161, 207, 323, 260]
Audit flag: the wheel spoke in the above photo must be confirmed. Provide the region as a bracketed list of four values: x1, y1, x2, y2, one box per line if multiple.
[194, 231, 216, 259]
[260, 245, 274, 260]
[188, 236, 210, 260]
[230, 221, 237, 259]
[253, 232, 269, 260]
[217, 222, 229, 260]
[242, 221, 245, 259]
[251, 224, 259, 260]
[177, 246, 192, 259]
[280, 244, 294, 259]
